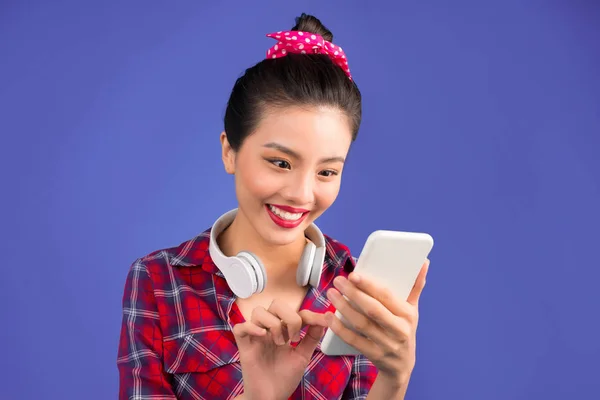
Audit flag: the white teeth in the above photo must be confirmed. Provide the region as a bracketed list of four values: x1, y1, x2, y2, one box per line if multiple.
[269, 205, 303, 221]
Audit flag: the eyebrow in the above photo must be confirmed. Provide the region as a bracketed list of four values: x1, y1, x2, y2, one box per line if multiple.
[263, 142, 346, 164]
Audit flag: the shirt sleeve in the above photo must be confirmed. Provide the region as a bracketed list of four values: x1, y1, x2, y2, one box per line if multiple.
[117, 259, 177, 399]
[341, 354, 379, 399]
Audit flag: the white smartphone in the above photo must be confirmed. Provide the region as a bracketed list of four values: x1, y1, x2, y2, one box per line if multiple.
[320, 230, 434, 356]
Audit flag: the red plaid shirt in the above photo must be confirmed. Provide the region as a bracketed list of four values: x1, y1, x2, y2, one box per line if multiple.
[117, 226, 378, 399]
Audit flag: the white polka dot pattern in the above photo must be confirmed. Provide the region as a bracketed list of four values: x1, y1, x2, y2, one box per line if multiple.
[265, 30, 352, 80]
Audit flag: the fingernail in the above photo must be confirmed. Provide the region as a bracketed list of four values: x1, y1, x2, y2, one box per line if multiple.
[328, 289, 340, 300]
[349, 273, 361, 284]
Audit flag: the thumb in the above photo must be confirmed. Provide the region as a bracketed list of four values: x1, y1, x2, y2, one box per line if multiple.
[295, 325, 325, 357]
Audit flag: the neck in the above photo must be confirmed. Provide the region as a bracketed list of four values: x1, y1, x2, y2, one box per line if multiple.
[216, 209, 308, 290]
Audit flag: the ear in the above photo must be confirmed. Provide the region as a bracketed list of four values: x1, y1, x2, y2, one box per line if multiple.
[220, 131, 236, 174]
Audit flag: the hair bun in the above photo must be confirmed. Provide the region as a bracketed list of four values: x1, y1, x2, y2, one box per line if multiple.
[292, 13, 333, 42]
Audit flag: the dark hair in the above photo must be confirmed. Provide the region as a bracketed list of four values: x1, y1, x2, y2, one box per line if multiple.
[223, 13, 362, 151]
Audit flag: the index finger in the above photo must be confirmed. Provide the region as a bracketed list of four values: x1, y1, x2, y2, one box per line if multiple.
[298, 309, 329, 328]
[406, 259, 429, 305]
[296, 310, 328, 354]
[268, 299, 303, 342]
[232, 321, 268, 341]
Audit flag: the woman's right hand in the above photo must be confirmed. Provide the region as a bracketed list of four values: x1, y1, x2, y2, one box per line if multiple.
[232, 299, 328, 400]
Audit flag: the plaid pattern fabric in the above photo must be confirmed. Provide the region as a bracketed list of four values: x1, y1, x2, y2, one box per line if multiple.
[117, 226, 378, 400]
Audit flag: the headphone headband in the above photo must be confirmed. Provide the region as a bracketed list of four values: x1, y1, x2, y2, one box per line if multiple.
[208, 208, 326, 297]
[208, 208, 238, 269]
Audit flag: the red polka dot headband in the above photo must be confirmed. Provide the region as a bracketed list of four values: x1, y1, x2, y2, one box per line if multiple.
[265, 31, 352, 80]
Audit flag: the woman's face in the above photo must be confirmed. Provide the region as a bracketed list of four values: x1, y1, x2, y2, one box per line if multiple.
[221, 105, 353, 247]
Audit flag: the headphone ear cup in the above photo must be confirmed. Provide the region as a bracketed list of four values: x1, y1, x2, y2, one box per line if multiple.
[237, 251, 267, 293]
[308, 247, 326, 288]
[308, 245, 325, 288]
[216, 254, 257, 299]
[296, 241, 316, 287]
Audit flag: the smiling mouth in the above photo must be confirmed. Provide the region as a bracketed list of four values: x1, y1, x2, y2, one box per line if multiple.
[265, 204, 309, 228]
[268, 204, 306, 220]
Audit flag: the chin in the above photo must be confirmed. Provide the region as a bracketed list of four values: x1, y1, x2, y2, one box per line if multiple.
[262, 230, 300, 247]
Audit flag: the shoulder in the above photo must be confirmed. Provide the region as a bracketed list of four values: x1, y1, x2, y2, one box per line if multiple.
[122, 228, 214, 288]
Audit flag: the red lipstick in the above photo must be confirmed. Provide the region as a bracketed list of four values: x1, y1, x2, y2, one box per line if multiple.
[265, 204, 309, 229]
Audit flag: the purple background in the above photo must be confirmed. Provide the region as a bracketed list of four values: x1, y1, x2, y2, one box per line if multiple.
[1, 1, 598, 399]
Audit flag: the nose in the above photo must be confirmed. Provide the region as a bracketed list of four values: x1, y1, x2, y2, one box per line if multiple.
[282, 170, 315, 206]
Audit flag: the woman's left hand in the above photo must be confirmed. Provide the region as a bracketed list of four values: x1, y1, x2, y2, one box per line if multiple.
[325, 259, 430, 385]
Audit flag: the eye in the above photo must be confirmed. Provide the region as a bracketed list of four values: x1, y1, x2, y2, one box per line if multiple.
[268, 159, 291, 170]
[319, 169, 339, 177]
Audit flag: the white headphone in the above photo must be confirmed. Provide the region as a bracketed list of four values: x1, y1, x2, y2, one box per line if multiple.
[208, 208, 327, 299]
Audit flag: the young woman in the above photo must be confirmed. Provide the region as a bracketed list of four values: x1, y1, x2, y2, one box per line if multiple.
[117, 13, 429, 400]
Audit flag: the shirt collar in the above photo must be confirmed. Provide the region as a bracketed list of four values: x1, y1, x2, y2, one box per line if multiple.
[169, 227, 354, 280]
[169, 227, 355, 333]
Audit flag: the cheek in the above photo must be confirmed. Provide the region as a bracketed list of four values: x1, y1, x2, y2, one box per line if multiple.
[236, 165, 278, 199]
[316, 181, 341, 208]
